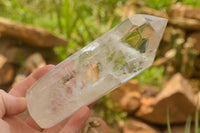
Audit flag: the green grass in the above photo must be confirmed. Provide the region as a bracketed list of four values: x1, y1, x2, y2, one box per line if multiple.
[195, 97, 199, 133]
[141, 0, 200, 10]
[93, 94, 128, 125]
[142, 0, 174, 10]
[134, 66, 165, 90]
[185, 116, 192, 133]
[178, 0, 200, 7]
[0, 0, 126, 61]
[1, 0, 199, 61]
[167, 107, 172, 133]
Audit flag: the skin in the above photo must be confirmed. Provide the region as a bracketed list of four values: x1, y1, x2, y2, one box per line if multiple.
[0, 65, 90, 133]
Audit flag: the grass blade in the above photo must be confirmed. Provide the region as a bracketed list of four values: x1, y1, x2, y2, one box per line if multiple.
[53, 0, 63, 33]
[185, 116, 192, 133]
[167, 107, 172, 133]
[195, 96, 199, 133]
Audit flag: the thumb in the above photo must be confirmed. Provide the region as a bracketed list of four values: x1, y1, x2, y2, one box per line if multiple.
[0, 90, 26, 118]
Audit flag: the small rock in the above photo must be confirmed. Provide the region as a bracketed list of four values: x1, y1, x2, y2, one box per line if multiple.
[169, 3, 200, 20]
[0, 54, 7, 69]
[25, 53, 46, 73]
[0, 17, 68, 48]
[140, 85, 158, 97]
[89, 120, 101, 127]
[111, 80, 141, 113]
[0, 39, 29, 64]
[140, 7, 169, 19]
[136, 73, 197, 124]
[0, 38, 57, 65]
[123, 118, 160, 133]
[169, 18, 200, 31]
[166, 65, 176, 76]
[0, 63, 14, 86]
[81, 117, 110, 133]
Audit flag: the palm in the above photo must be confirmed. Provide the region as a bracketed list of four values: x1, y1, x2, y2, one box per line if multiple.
[0, 65, 89, 133]
[2, 116, 40, 133]
[2, 115, 70, 133]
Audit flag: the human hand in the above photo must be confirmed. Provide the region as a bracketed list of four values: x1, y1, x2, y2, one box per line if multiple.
[0, 65, 90, 133]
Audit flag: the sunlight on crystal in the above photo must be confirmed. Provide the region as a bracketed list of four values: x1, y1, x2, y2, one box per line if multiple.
[26, 14, 167, 128]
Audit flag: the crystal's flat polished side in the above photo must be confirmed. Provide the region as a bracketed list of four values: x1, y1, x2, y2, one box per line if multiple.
[26, 14, 168, 128]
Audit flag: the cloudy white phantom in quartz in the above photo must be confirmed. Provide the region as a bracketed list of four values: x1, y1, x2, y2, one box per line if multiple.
[26, 14, 168, 128]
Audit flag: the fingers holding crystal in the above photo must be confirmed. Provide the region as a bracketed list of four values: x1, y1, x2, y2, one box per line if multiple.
[9, 65, 55, 97]
[0, 90, 26, 118]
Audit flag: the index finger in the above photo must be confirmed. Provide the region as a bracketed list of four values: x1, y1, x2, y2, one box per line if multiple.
[9, 65, 55, 97]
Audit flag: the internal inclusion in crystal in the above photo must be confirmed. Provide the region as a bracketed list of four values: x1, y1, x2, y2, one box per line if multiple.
[122, 23, 154, 53]
[79, 23, 156, 81]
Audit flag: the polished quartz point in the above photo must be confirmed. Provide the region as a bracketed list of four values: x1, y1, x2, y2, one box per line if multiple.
[26, 14, 168, 128]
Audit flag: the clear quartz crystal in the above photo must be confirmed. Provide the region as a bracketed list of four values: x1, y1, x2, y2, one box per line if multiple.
[26, 14, 167, 128]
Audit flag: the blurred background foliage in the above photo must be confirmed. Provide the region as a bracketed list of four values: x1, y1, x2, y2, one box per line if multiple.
[0, 0, 126, 61]
[0, 0, 199, 61]
[142, 0, 200, 10]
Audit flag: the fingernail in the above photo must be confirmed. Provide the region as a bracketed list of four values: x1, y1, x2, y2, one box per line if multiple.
[78, 106, 90, 118]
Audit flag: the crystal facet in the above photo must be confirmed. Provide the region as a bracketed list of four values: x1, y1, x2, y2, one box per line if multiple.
[26, 14, 168, 128]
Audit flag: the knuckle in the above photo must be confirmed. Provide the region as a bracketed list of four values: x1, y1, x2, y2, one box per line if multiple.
[0, 89, 5, 94]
